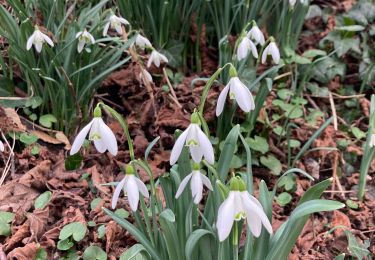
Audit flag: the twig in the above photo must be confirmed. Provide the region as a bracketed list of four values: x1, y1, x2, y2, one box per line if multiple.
[329, 91, 338, 131]
[163, 68, 184, 110]
[331, 93, 365, 99]
[0, 132, 15, 186]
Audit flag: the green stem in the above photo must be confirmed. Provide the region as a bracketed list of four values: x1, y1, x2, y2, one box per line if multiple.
[233, 222, 239, 260]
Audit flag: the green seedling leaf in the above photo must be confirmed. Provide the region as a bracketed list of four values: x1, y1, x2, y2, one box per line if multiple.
[19, 133, 38, 145]
[61, 250, 79, 260]
[345, 199, 359, 209]
[120, 244, 150, 260]
[34, 191, 52, 209]
[29, 114, 37, 121]
[31, 145, 40, 155]
[87, 221, 96, 227]
[114, 208, 129, 219]
[260, 155, 282, 175]
[35, 248, 48, 260]
[83, 245, 107, 260]
[0, 222, 11, 236]
[344, 230, 371, 259]
[302, 49, 327, 58]
[273, 126, 284, 136]
[90, 198, 101, 211]
[277, 89, 294, 100]
[98, 225, 106, 239]
[65, 153, 83, 171]
[246, 136, 269, 154]
[278, 175, 296, 191]
[335, 25, 365, 32]
[39, 114, 57, 128]
[25, 96, 43, 109]
[276, 192, 293, 206]
[0, 211, 14, 223]
[59, 222, 87, 242]
[350, 126, 366, 140]
[57, 238, 74, 251]
[230, 155, 244, 168]
[288, 139, 301, 148]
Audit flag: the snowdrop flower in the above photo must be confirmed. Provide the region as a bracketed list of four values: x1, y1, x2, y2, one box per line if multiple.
[370, 133, 375, 148]
[217, 177, 273, 241]
[103, 14, 129, 36]
[175, 163, 213, 204]
[135, 34, 152, 49]
[26, 27, 54, 53]
[237, 37, 258, 61]
[76, 29, 95, 53]
[261, 38, 280, 64]
[147, 50, 168, 68]
[170, 112, 214, 165]
[0, 139, 4, 152]
[246, 23, 265, 46]
[112, 165, 149, 211]
[216, 75, 255, 116]
[139, 68, 153, 85]
[70, 106, 117, 156]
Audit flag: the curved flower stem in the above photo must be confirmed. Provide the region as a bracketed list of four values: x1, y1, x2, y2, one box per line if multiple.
[198, 63, 233, 115]
[99, 102, 135, 160]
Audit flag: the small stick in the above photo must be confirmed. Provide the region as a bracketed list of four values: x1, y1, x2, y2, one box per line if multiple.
[163, 68, 184, 110]
[329, 91, 338, 131]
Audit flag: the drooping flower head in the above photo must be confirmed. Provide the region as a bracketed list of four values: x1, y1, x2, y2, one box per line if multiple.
[261, 37, 280, 65]
[70, 106, 118, 156]
[216, 176, 273, 241]
[246, 21, 265, 46]
[135, 34, 152, 50]
[175, 162, 213, 204]
[112, 165, 149, 211]
[237, 37, 258, 61]
[216, 67, 255, 116]
[289, 0, 297, 8]
[103, 14, 130, 36]
[147, 50, 168, 68]
[170, 112, 214, 165]
[26, 26, 54, 53]
[76, 29, 95, 53]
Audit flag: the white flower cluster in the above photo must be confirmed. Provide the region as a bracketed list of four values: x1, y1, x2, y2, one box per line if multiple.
[236, 22, 280, 65]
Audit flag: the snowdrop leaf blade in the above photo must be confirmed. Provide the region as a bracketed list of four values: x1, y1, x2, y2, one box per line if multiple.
[70, 120, 94, 155]
[175, 173, 193, 199]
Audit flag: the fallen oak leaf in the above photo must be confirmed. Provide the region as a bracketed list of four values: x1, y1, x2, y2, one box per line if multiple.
[7, 242, 38, 260]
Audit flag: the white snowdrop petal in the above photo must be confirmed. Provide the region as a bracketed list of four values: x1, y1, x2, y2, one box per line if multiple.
[0, 140, 4, 152]
[249, 40, 258, 58]
[191, 172, 203, 204]
[103, 22, 110, 36]
[77, 41, 85, 53]
[231, 78, 254, 112]
[170, 126, 190, 165]
[115, 24, 123, 34]
[76, 32, 83, 38]
[242, 192, 273, 234]
[196, 127, 214, 164]
[216, 85, 230, 116]
[119, 17, 129, 25]
[35, 41, 43, 53]
[111, 176, 127, 209]
[42, 33, 54, 47]
[70, 120, 94, 155]
[134, 176, 149, 198]
[261, 45, 269, 64]
[217, 192, 236, 241]
[26, 33, 35, 50]
[175, 173, 193, 199]
[270, 43, 280, 64]
[201, 174, 213, 191]
[126, 176, 140, 212]
[237, 38, 249, 61]
[189, 145, 203, 163]
[98, 118, 118, 156]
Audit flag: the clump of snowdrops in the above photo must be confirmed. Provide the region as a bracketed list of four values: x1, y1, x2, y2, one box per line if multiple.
[69, 21, 344, 260]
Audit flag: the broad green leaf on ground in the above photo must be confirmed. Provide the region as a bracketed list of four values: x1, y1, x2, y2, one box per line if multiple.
[34, 191, 52, 209]
[246, 136, 269, 154]
[83, 246, 107, 260]
[59, 222, 87, 242]
[260, 155, 282, 175]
